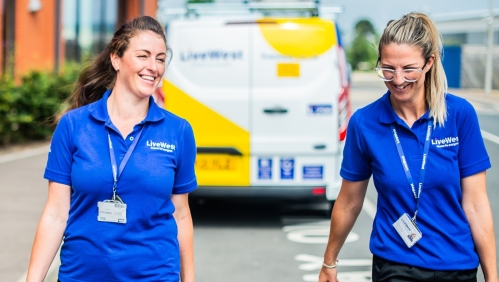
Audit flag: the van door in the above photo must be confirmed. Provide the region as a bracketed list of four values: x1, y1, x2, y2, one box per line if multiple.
[250, 18, 341, 185]
[164, 19, 251, 186]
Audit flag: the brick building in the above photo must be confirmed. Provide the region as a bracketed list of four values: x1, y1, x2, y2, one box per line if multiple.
[0, 0, 158, 78]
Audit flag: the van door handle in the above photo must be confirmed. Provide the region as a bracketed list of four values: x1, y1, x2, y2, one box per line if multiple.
[263, 107, 288, 114]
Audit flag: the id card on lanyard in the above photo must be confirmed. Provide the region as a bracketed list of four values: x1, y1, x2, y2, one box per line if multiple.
[97, 127, 144, 224]
[391, 119, 433, 248]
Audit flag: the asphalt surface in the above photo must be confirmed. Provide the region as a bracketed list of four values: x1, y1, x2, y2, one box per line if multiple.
[0, 153, 49, 282]
[1, 72, 499, 282]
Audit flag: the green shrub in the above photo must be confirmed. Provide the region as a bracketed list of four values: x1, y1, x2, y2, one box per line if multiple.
[0, 63, 81, 146]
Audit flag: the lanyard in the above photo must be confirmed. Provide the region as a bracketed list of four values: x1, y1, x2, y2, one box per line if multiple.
[390, 119, 433, 222]
[107, 127, 144, 202]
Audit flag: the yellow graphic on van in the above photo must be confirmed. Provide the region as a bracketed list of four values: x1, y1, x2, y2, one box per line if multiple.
[163, 80, 250, 186]
[277, 63, 300, 77]
[257, 18, 336, 58]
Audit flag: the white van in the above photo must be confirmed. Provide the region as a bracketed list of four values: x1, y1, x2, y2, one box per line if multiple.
[159, 2, 351, 207]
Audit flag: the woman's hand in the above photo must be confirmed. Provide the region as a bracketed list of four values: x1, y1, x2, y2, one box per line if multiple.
[318, 267, 339, 282]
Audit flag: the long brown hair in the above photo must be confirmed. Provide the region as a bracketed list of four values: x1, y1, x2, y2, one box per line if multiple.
[62, 16, 169, 116]
[378, 13, 448, 127]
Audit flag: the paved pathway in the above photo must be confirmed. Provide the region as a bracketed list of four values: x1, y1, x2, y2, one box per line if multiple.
[0, 153, 49, 282]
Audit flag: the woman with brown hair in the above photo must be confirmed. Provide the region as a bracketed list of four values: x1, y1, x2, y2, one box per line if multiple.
[319, 12, 497, 282]
[27, 16, 196, 282]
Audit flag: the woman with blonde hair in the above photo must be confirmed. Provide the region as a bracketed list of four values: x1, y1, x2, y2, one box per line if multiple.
[319, 12, 497, 282]
[27, 16, 196, 282]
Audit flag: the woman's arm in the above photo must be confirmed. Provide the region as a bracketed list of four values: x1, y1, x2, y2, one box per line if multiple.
[172, 193, 195, 282]
[26, 181, 70, 282]
[462, 171, 498, 282]
[319, 178, 370, 282]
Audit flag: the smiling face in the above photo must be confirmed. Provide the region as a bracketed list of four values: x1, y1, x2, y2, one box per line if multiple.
[111, 30, 167, 99]
[379, 43, 434, 106]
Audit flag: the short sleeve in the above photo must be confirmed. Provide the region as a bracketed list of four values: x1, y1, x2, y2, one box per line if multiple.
[340, 112, 372, 181]
[172, 120, 197, 194]
[44, 114, 74, 186]
[455, 101, 491, 178]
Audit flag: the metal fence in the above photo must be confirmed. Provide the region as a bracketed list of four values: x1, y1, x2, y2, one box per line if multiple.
[461, 44, 499, 89]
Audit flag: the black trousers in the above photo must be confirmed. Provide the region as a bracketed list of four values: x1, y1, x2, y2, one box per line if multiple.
[372, 255, 478, 282]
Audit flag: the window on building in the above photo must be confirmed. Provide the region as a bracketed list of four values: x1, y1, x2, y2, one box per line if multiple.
[442, 33, 466, 46]
[466, 32, 486, 45]
[63, 0, 118, 62]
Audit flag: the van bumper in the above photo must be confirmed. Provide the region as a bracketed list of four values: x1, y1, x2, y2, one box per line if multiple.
[190, 185, 329, 201]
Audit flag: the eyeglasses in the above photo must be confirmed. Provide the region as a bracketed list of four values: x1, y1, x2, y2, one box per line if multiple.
[374, 59, 428, 83]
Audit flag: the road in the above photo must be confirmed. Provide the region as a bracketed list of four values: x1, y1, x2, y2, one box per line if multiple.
[1, 78, 499, 282]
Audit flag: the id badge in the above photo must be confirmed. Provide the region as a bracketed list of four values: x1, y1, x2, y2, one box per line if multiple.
[393, 213, 422, 248]
[98, 201, 127, 224]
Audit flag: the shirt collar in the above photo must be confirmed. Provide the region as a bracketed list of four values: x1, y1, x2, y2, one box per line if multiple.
[89, 89, 165, 124]
[379, 90, 430, 125]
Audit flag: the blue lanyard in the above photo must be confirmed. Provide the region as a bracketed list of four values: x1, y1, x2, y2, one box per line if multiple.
[390, 119, 433, 222]
[107, 127, 145, 201]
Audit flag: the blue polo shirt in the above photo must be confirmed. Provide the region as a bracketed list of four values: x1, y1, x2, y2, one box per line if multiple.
[341, 91, 491, 270]
[44, 90, 197, 281]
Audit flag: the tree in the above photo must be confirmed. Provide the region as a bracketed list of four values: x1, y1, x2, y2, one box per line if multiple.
[355, 19, 376, 36]
[347, 19, 378, 71]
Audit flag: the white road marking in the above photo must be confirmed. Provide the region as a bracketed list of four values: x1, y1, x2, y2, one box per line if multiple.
[286, 228, 359, 244]
[303, 271, 372, 282]
[482, 130, 499, 145]
[295, 254, 371, 271]
[297, 255, 372, 282]
[285, 199, 376, 281]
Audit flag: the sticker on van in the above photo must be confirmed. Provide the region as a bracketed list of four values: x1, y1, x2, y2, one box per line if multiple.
[258, 158, 273, 180]
[308, 105, 333, 115]
[303, 166, 323, 179]
[280, 158, 295, 180]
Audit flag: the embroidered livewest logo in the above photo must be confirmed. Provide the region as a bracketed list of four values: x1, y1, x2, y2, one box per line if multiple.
[431, 136, 459, 148]
[146, 140, 176, 152]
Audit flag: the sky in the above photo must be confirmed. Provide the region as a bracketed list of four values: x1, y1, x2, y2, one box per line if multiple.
[160, 0, 499, 45]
